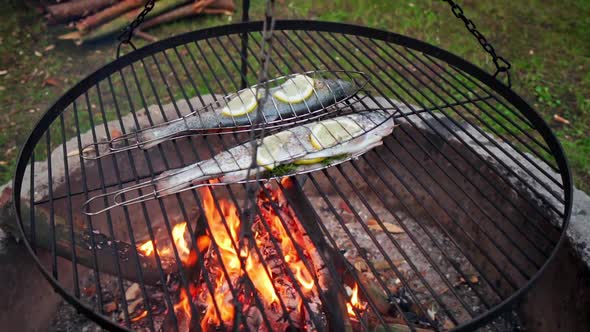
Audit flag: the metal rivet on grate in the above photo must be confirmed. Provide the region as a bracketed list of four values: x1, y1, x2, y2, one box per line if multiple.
[12, 21, 571, 332]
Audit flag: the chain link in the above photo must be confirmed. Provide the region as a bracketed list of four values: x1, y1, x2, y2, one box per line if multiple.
[441, 0, 511, 86]
[116, 0, 156, 57]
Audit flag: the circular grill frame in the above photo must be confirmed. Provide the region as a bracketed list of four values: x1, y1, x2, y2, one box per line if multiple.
[12, 20, 573, 331]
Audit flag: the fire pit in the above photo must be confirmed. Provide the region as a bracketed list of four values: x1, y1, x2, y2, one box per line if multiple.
[11, 7, 571, 332]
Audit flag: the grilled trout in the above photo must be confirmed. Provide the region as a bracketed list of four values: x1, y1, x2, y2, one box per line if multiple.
[153, 110, 395, 196]
[135, 75, 357, 149]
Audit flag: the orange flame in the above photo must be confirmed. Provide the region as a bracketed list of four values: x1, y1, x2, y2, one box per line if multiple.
[172, 222, 190, 259]
[199, 186, 278, 328]
[346, 283, 365, 318]
[196, 184, 321, 328]
[130, 310, 148, 322]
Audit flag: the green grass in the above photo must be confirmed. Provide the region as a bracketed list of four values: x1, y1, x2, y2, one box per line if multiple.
[0, 0, 589, 192]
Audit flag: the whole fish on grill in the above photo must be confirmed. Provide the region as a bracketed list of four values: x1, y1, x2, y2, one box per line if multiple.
[131, 74, 358, 150]
[148, 110, 395, 196]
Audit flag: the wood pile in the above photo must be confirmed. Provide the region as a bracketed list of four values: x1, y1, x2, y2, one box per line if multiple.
[42, 0, 235, 44]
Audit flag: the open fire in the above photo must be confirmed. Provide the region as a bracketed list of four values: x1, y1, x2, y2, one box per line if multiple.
[134, 180, 370, 331]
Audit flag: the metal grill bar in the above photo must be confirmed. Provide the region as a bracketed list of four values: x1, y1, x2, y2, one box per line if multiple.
[46, 130, 57, 278]
[59, 113, 81, 298]
[72, 100, 106, 314]
[29, 153, 35, 250]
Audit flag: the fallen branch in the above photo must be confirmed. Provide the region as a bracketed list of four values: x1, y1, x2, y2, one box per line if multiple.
[46, 0, 118, 24]
[76, 0, 146, 33]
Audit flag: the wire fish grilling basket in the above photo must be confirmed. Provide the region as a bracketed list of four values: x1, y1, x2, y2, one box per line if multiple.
[11, 1, 573, 332]
[81, 70, 372, 160]
[81, 104, 396, 215]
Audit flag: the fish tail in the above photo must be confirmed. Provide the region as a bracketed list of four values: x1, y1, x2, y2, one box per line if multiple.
[155, 165, 205, 196]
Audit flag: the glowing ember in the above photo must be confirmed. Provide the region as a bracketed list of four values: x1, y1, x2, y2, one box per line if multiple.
[138, 241, 155, 256]
[131, 310, 148, 322]
[346, 283, 365, 318]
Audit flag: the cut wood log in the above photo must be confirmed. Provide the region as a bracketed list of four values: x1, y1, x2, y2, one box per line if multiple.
[138, 3, 197, 30]
[46, 0, 118, 24]
[139, 0, 235, 30]
[76, 0, 146, 32]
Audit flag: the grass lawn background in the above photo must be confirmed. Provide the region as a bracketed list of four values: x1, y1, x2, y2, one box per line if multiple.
[0, 0, 588, 191]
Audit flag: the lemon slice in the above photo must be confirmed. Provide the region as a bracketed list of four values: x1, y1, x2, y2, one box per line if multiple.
[256, 131, 295, 170]
[220, 88, 258, 117]
[294, 157, 326, 165]
[273, 74, 315, 104]
[310, 117, 364, 150]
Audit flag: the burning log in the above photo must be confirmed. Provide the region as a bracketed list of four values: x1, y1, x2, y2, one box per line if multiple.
[5, 199, 167, 284]
[275, 179, 353, 332]
[45, 0, 118, 24]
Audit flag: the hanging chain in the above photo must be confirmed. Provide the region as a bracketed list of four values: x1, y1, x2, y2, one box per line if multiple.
[441, 0, 512, 87]
[116, 0, 156, 57]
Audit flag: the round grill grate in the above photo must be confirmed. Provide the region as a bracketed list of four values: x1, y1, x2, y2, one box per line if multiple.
[12, 21, 571, 332]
